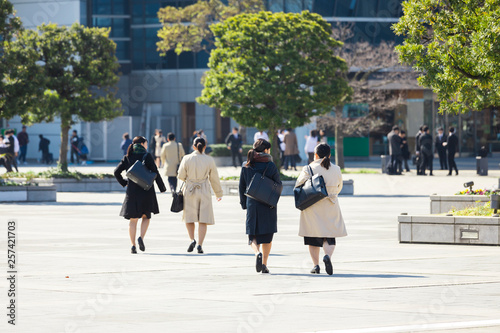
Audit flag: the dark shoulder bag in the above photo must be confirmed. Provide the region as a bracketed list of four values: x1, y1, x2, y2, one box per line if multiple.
[244, 163, 283, 209]
[171, 182, 184, 213]
[126, 153, 157, 191]
[294, 165, 328, 211]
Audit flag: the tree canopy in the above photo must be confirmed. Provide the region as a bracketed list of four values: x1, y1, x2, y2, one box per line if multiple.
[393, 0, 500, 113]
[157, 0, 263, 55]
[3, 23, 122, 170]
[197, 11, 351, 165]
[0, 0, 22, 111]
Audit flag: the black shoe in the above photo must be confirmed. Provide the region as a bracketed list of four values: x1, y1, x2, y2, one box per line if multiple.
[261, 264, 269, 274]
[456, 171, 459, 175]
[310, 265, 320, 274]
[131, 246, 137, 254]
[256, 253, 263, 273]
[323, 255, 333, 275]
[447, 173, 452, 176]
[187, 240, 196, 252]
[197, 245, 204, 254]
[138, 237, 145, 252]
[429, 173, 433, 176]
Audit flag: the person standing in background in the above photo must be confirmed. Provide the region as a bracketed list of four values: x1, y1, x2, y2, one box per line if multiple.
[253, 130, 269, 142]
[17, 126, 29, 165]
[400, 130, 410, 172]
[225, 127, 243, 168]
[154, 130, 167, 167]
[150, 129, 158, 162]
[387, 126, 402, 175]
[38, 134, 51, 165]
[70, 130, 80, 164]
[4, 130, 18, 172]
[445, 127, 459, 176]
[160, 132, 185, 193]
[435, 127, 448, 170]
[415, 126, 424, 175]
[121, 133, 133, 156]
[283, 128, 299, 171]
[278, 129, 286, 166]
[0, 134, 13, 172]
[419, 126, 433, 176]
[304, 130, 319, 164]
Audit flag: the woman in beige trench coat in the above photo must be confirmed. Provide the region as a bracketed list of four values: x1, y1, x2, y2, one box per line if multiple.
[178, 137, 223, 254]
[295, 143, 347, 275]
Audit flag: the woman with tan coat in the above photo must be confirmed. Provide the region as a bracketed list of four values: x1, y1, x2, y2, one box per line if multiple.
[295, 143, 347, 275]
[178, 137, 223, 254]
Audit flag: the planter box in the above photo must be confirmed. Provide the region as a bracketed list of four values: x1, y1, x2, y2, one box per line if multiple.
[430, 195, 489, 214]
[398, 214, 500, 246]
[213, 156, 234, 167]
[7, 178, 124, 192]
[220, 179, 354, 196]
[0, 185, 57, 202]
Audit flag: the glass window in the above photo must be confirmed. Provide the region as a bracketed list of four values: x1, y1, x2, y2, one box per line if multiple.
[195, 51, 209, 69]
[132, 3, 144, 24]
[268, 0, 284, 12]
[93, 17, 111, 28]
[162, 1, 177, 8]
[178, 0, 196, 8]
[313, 0, 335, 16]
[164, 50, 177, 69]
[132, 49, 144, 69]
[132, 28, 143, 40]
[335, 0, 352, 16]
[115, 41, 130, 60]
[303, 0, 313, 11]
[145, 49, 162, 68]
[111, 18, 129, 38]
[93, 0, 112, 15]
[178, 51, 194, 68]
[343, 103, 369, 118]
[145, 3, 160, 23]
[378, 0, 402, 18]
[112, 0, 127, 14]
[355, 0, 377, 17]
[284, 0, 302, 13]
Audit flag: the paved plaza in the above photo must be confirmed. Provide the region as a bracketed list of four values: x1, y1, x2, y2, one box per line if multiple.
[1, 158, 500, 332]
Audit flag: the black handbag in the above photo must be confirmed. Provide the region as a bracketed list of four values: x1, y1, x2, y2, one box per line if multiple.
[170, 183, 184, 213]
[126, 153, 157, 191]
[294, 166, 328, 211]
[245, 164, 283, 208]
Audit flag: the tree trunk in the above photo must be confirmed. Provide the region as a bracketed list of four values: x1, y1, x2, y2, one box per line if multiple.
[268, 126, 281, 170]
[59, 123, 70, 172]
[335, 105, 345, 170]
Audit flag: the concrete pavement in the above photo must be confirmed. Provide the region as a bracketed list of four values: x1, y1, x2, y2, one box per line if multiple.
[1, 175, 500, 332]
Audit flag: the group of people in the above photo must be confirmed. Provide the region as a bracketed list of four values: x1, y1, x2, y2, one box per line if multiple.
[114, 135, 347, 275]
[387, 125, 459, 176]
[0, 126, 32, 172]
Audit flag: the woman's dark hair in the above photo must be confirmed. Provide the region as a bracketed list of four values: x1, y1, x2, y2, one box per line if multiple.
[127, 136, 147, 157]
[245, 139, 271, 167]
[315, 143, 332, 170]
[193, 137, 206, 153]
[310, 130, 318, 138]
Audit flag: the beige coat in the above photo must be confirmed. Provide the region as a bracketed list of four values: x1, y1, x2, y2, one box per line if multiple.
[178, 151, 223, 224]
[284, 131, 299, 155]
[160, 141, 185, 177]
[154, 135, 166, 156]
[295, 160, 347, 238]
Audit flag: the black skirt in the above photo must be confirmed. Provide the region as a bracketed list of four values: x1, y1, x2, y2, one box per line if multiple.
[304, 237, 336, 247]
[248, 233, 274, 245]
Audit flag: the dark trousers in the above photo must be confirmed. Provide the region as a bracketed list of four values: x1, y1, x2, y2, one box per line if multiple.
[41, 150, 50, 164]
[167, 176, 178, 193]
[231, 149, 243, 167]
[421, 153, 433, 175]
[70, 147, 79, 163]
[448, 152, 458, 174]
[283, 155, 296, 170]
[0, 157, 12, 172]
[19, 145, 27, 163]
[437, 149, 448, 169]
[403, 158, 410, 172]
[390, 154, 402, 174]
[10, 155, 18, 172]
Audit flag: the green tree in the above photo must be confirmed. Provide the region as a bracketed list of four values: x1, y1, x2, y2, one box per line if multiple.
[157, 0, 264, 55]
[197, 11, 351, 166]
[0, 0, 23, 111]
[3, 23, 122, 171]
[393, 0, 500, 113]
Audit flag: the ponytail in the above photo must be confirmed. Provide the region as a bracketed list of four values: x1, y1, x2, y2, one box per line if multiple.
[127, 136, 147, 157]
[245, 149, 256, 167]
[193, 137, 206, 153]
[315, 143, 331, 170]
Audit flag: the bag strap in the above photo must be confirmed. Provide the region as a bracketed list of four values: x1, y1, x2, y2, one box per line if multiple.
[177, 143, 181, 163]
[261, 163, 270, 178]
[308, 165, 314, 176]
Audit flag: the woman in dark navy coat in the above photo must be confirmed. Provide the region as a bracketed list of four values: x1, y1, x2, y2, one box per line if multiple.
[114, 136, 166, 254]
[239, 139, 281, 274]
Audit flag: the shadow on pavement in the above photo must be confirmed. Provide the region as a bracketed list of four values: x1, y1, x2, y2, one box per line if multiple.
[144, 253, 286, 257]
[272, 273, 427, 278]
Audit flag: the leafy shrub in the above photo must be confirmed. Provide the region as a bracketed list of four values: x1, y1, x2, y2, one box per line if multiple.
[209, 144, 253, 157]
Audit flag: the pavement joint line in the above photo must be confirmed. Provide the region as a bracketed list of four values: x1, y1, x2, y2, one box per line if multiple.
[252, 280, 500, 296]
[309, 319, 500, 333]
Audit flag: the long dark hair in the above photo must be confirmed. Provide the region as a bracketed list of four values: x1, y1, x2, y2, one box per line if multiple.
[193, 137, 206, 153]
[245, 139, 271, 167]
[127, 136, 147, 157]
[315, 143, 332, 170]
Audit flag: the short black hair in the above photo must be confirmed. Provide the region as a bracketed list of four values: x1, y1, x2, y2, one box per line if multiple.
[400, 130, 406, 134]
[233, 127, 238, 131]
[438, 127, 444, 131]
[449, 126, 455, 133]
[73, 130, 77, 133]
[167, 132, 175, 141]
[419, 125, 424, 131]
[392, 125, 399, 131]
[422, 125, 429, 132]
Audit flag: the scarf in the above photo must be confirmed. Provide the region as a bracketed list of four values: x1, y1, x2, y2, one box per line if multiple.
[132, 144, 147, 154]
[254, 152, 273, 163]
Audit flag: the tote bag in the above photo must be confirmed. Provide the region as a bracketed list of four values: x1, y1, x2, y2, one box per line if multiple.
[245, 164, 283, 208]
[294, 166, 328, 211]
[126, 153, 157, 191]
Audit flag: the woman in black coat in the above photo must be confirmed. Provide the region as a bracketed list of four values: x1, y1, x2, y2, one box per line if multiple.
[239, 139, 281, 274]
[114, 136, 167, 254]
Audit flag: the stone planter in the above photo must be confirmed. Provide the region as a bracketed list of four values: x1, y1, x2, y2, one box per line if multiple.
[7, 178, 124, 192]
[0, 185, 57, 202]
[430, 195, 489, 214]
[220, 179, 354, 196]
[399, 214, 500, 246]
[212, 156, 234, 167]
